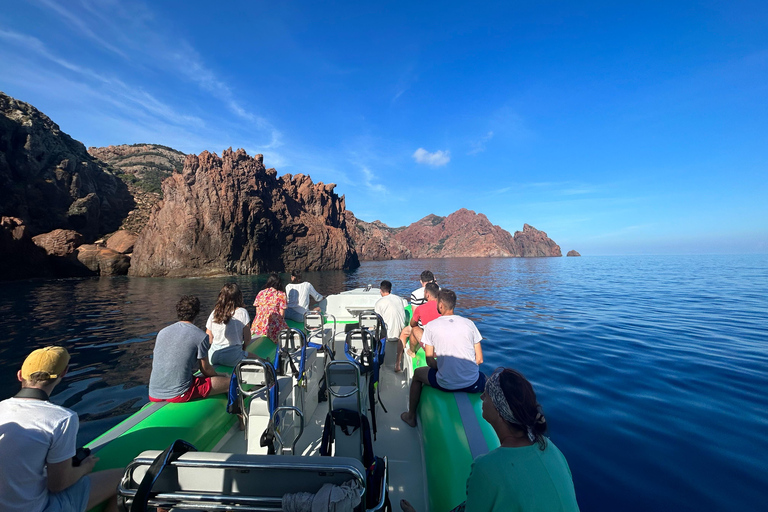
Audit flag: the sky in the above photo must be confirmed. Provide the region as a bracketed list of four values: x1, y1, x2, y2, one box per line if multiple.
[1, 1, 767, 255]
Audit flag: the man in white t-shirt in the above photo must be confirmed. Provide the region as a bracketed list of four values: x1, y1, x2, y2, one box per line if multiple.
[285, 270, 324, 322]
[400, 289, 485, 428]
[374, 280, 406, 340]
[0, 346, 122, 512]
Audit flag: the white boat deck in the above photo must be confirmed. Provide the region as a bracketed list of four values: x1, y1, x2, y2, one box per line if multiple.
[213, 338, 428, 511]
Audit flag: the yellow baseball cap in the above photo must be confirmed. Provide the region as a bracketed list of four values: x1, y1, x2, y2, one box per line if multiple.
[21, 346, 70, 380]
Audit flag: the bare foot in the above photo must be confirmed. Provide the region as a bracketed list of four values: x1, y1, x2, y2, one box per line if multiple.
[400, 411, 417, 428]
[394, 364, 402, 373]
[400, 499, 417, 512]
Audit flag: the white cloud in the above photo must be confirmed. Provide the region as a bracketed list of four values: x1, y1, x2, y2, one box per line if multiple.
[468, 131, 494, 155]
[361, 166, 387, 193]
[412, 148, 450, 166]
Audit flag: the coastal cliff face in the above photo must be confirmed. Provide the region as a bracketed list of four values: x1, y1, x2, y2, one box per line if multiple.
[347, 208, 562, 259]
[129, 148, 359, 277]
[344, 212, 411, 261]
[88, 144, 185, 234]
[0, 92, 132, 241]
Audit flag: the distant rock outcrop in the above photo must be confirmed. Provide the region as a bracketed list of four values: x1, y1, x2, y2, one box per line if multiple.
[567, 250, 581, 257]
[346, 208, 561, 259]
[0, 92, 133, 240]
[345, 212, 411, 261]
[129, 148, 359, 277]
[88, 144, 185, 234]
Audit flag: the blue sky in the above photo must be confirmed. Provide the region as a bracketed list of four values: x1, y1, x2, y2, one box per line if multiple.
[1, 1, 766, 255]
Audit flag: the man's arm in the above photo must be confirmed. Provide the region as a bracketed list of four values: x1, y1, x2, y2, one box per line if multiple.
[199, 357, 220, 378]
[409, 307, 420, 328]
[424, 344, 437, 369]
[474, 341, 484, 365]
[47, 455, 98, 493]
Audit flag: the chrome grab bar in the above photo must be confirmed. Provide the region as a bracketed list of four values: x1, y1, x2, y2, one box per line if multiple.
[272, 406, 304, 455]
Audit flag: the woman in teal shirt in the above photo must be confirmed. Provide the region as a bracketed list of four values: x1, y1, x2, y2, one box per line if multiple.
[402, 368, 580, 512]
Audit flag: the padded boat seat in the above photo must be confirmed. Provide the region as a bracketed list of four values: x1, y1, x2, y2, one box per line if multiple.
[118, 451, 366, 511]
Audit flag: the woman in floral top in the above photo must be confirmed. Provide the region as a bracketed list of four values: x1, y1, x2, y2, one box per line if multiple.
[252, 273, 288, 341]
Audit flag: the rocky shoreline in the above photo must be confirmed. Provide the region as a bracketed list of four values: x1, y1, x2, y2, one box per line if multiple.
[1, 92, 573, 281]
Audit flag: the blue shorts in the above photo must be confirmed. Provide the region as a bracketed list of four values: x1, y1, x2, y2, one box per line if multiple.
[427, 368, 486, 393]
[45, 475, 90, 512]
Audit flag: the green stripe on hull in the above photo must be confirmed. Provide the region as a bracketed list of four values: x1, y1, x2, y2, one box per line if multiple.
[86, 337, 278, 473]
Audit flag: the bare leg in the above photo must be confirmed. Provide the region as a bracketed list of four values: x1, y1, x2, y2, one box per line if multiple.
[401, 366, 430, 427]
[409, 326, 424, 353]
[395, 326, 412, 372]
[86, 468, 123, 512]
[208, 375, 231, 396]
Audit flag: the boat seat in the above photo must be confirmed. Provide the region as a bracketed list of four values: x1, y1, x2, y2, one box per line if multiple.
[325, 360, 366, 461]
[118, 451, 368, 511]
[235, 360, 294, 455]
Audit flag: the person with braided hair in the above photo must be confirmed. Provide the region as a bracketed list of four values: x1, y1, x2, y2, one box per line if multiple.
[401, 368, 580, 512]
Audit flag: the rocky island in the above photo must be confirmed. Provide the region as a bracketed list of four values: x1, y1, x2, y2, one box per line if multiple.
[1, 92, 567, 281]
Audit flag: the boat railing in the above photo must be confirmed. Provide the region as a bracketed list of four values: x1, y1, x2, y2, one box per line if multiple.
[117, 451, 368, 511]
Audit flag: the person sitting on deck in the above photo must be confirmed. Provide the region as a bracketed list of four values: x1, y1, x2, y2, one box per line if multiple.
[284, 270, 324, 323]
[400, 289, 485, 428]
[400, 368, 580, 512]
[206, 283, 254, 367]
[0, 346, 123, 512]
[374, 280, 407, 342]
[251, 273, 289, 342]
[395, 281, 440, 372]
[398, 270, 437, 350]
[149, 295, 230, 403]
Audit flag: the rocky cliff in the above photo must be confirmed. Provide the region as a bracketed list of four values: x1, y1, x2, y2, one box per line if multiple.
[347, 208, 561, 259]
[88, 144, 186, 234]
[129, 148, 359, 277]
[0, 92, 133, 240]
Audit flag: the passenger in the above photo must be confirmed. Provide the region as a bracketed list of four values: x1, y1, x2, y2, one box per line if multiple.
[251, 273, 289, 341]
[401, 289, 485, 428]
[284, 270, 324, 323]
[409, 270, 436, 307]
[374, 280, 407, 342]
[398, 271, 437, 352]
[401, 368, 580, 512]
[0, 346, 123, 512]
[149, 295, 230, 403]
[206, 283, 253, 367]
[395, 282, 440, 372]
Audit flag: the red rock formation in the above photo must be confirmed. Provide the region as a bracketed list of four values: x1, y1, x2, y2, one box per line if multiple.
[76, 245, 130, 275]
[344, 212, 411, 261]
[129, 149, 358, 277]
[32, 229, 84, 257]
[513, 223, 562, 257]
[106, 230, 138, 254]
[347, 208, 562, 259]
[567, 250, 581, 257]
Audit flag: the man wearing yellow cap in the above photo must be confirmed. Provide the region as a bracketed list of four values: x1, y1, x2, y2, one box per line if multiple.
[0, 346, 121, 512]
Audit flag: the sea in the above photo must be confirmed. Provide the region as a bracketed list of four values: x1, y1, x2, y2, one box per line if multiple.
[0, 255, 766, 512]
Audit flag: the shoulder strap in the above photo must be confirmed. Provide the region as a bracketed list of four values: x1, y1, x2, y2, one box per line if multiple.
[14, 388, 50, 401]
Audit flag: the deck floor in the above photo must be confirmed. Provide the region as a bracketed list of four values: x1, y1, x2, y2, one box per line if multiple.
[215, 339, 428, 511]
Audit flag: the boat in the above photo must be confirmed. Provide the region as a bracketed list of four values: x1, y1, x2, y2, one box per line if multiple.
[85, 285, 498, 511]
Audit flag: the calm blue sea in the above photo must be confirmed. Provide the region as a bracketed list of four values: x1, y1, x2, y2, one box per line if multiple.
[0, 255, 766, 512]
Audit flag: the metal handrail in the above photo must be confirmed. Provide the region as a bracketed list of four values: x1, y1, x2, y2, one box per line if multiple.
[272, 406, 304, 455]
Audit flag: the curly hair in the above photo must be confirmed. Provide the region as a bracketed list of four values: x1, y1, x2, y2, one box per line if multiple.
[176, 295, 201, 322]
